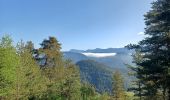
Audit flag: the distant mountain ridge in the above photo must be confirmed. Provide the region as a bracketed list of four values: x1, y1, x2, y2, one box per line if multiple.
[69, 48, 133, 54]
[63, 48, 134, 69]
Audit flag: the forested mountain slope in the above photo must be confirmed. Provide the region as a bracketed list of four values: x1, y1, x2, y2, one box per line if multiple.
[76, 60, 113, 93]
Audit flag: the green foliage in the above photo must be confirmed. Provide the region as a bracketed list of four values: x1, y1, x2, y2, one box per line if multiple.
[0, 35, 19, 99]
[37, 37, 82, 100]
[39, 36, 62, 68]
[124, 92, 135, 100]
[16, 41, 47, 99]
[98, 92, 111, 100]
[112, 70, 126, 100]
[41, 62, 82, 100]
[0, 35, 122, 100]
[80, 82, 97, 100]
[25, 41, 34, 53]
[126, 0, 170, 99]
[76, 60, 113, 93]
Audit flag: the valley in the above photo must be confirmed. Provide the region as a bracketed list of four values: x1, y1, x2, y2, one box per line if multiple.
[63, 48, 134, 93]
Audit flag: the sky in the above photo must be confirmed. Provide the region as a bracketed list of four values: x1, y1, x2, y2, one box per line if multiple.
[0, 0, 153, 51]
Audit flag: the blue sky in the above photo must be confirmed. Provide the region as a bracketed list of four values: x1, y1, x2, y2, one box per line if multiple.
[0, 0, 153, 51]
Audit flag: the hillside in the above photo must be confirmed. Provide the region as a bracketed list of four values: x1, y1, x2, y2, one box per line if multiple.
[76, 60, 113, 93]
[63, 52, 88, 63]
[64, 48, 133, 93]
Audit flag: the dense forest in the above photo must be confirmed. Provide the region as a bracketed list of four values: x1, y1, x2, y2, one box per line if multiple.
[0, 35, 131, 100]
[0, 0, 170, 100]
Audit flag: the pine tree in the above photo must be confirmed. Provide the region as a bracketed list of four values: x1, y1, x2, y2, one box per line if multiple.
[127, 0, 170, 99]
[37, 36, 81, 99]
[37, 36, 64, 82]
[112, 70, 125, 100]
[38, 36, 62, 68]
[127, 50, 147, 100]
[16, 41, 47, 99]
[80, 82, 96, 100]
[0, 35, 47, 99]
[58, 60, 81, 100]
[0, 35, 20, 99]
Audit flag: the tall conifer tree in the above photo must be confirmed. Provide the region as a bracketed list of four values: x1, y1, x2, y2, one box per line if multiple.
[112, 70, 125, 100]
[0, 35, 19, 99]
[127, 0, 170, 99]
